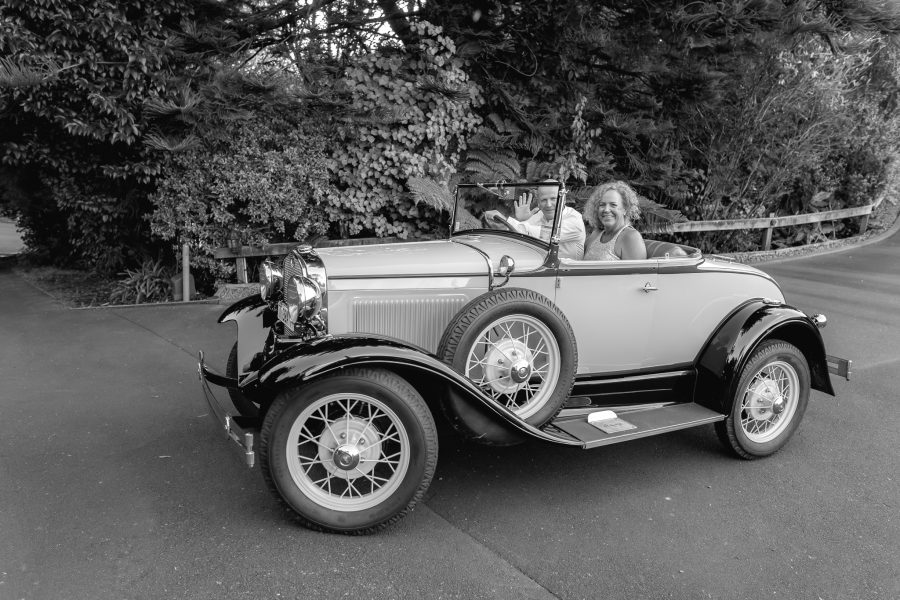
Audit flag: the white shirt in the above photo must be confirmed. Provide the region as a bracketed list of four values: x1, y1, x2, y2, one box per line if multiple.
[506, 206, 585, 260]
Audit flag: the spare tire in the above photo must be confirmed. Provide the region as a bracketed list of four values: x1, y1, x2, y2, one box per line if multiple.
[437, 288, 577, 441]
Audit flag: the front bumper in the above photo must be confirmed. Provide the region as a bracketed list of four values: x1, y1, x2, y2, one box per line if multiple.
[197, 351, 256, 468]
[826, 354, 852, 381]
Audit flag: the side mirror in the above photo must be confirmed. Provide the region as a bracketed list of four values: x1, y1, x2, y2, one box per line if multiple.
[493, 255, 516, 289]
[498, 255, 516, 277]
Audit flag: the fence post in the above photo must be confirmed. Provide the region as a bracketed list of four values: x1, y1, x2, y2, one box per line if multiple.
[762, 213, 776, 251]
[182, 243, 190, 302]
[236, 255, 248, 283]
[859, 213, 869, 234]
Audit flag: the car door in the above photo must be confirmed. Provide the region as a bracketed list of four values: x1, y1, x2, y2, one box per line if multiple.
[554, 258, 658, 374]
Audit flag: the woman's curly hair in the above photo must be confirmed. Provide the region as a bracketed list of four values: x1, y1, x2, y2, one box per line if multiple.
[583, 181, 642, 229]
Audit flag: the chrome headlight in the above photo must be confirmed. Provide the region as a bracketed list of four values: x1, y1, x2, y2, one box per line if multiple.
[258, 259, 282, 301]
[283, 275, 322, 325]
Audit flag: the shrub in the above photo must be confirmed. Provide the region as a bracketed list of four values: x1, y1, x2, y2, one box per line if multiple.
[325, 21, 482, 239]
[149, 109, 333, 279]
[108, 259, 171, 304]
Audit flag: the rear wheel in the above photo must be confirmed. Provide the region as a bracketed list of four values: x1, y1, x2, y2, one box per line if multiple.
[259, 367, 438, 534]
[716, 340, 810, 459]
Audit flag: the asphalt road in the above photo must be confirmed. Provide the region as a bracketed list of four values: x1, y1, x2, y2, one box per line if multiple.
[1, 229, 897, 600]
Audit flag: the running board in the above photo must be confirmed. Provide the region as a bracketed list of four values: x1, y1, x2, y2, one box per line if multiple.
[551, 403, 725, 449]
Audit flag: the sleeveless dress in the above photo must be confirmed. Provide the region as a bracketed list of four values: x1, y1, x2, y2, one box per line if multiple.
[583, 225, 632, 261]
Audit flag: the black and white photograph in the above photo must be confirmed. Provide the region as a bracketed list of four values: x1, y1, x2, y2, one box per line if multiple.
[2, 1, 898, 598]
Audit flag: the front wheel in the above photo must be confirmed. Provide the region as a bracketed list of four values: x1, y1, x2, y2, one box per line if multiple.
[259, 367, 438, 534]
[716, 340, 810, 459]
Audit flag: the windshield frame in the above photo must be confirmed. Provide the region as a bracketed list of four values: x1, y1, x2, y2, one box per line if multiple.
[449, 181, 565, 250]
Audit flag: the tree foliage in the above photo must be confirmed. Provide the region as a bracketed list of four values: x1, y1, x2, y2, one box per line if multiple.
[149, 90, 334, 277]
[0, 0, 191, 269]
[4, 0, 900, 272]
[322, 20, 482, 238]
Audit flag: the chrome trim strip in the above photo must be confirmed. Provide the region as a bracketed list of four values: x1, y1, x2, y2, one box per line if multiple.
[451, 238, 494, 289]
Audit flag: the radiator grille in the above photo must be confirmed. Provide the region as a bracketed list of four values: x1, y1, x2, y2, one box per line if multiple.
[351, 296, 468, 353]
[283, 254, 304, 287]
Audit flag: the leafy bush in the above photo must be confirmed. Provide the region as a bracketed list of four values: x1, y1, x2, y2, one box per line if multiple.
[149, 103, 334, 279]
[108, 259, 172, 305]
[325, 21, 482, 239]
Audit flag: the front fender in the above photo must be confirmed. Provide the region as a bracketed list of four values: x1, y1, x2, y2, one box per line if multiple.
[218, 294, 274, 378]
[695, 300, 834, 414]
[258, 334, 581, 446]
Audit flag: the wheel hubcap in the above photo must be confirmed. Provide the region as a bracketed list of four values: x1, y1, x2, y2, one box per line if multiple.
[317, 416, 382, 476]
[332, 444, 361, 470]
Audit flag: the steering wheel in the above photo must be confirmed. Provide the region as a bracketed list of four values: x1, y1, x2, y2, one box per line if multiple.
[484, 212, 517, 232]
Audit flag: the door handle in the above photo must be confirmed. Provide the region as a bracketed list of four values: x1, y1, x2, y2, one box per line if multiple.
[642, 282, 658, 293]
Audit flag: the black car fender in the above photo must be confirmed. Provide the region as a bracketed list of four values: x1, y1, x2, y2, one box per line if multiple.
[694, 299, 834, 414]
[256, 334, 581, 446]
[218, 294, 274, 378]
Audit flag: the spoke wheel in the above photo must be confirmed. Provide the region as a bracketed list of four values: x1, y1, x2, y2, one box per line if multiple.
[438, 288, 576, 445]
[260, 368, 437, 534]
[716, 340, 810, 459]
[286, 392, 409, 511]
[464, 314, 561, 420]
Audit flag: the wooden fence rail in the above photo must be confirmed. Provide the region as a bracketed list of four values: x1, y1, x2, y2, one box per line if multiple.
[214, 202, 877, 282]
[644, 203, 875, 249]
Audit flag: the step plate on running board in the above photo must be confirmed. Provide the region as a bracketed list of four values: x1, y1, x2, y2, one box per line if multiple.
[552, 403, 725, 449]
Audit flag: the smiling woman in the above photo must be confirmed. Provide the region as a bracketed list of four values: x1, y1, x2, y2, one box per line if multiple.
[582, 181, 647, 261]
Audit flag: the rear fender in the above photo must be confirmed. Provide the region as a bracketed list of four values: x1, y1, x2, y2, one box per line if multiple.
[258, 335, 580, 446]
[695, 300, 834, 414]
[218, 294, 274, 379]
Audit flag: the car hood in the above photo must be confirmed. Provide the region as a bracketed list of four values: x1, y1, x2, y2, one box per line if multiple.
[317, 237, 547, 279]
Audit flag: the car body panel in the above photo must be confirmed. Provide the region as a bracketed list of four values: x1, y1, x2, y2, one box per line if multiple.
[555, 259, 658, 372]
[320, 236, 546, 280]
[321, 236, 552, 353]
[648, 258, 785, 368]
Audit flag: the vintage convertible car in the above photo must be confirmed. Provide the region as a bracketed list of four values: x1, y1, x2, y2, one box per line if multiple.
[198, 181, 851, 534]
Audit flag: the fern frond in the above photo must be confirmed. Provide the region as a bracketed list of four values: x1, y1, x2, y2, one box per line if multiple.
[463, 149, 521, 181]
[417, 76, 471, 101]
[637, 195, 687, 228]
[143, 132, 200, 152]
[407, 177, 454, 212]
[0, 56, 62, 88]
[143, 88, 203, 118]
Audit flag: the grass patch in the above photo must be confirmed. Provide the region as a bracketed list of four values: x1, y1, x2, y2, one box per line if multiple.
[17, 266, 124, 308]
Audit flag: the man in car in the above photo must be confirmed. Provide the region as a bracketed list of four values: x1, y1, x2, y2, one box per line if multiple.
[485, 180, 586, 260]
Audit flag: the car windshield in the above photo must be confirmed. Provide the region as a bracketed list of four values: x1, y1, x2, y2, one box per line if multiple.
[450, 182, 563, 240]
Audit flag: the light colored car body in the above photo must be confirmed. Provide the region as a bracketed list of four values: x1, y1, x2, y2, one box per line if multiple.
[320, 236, 784, 373]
